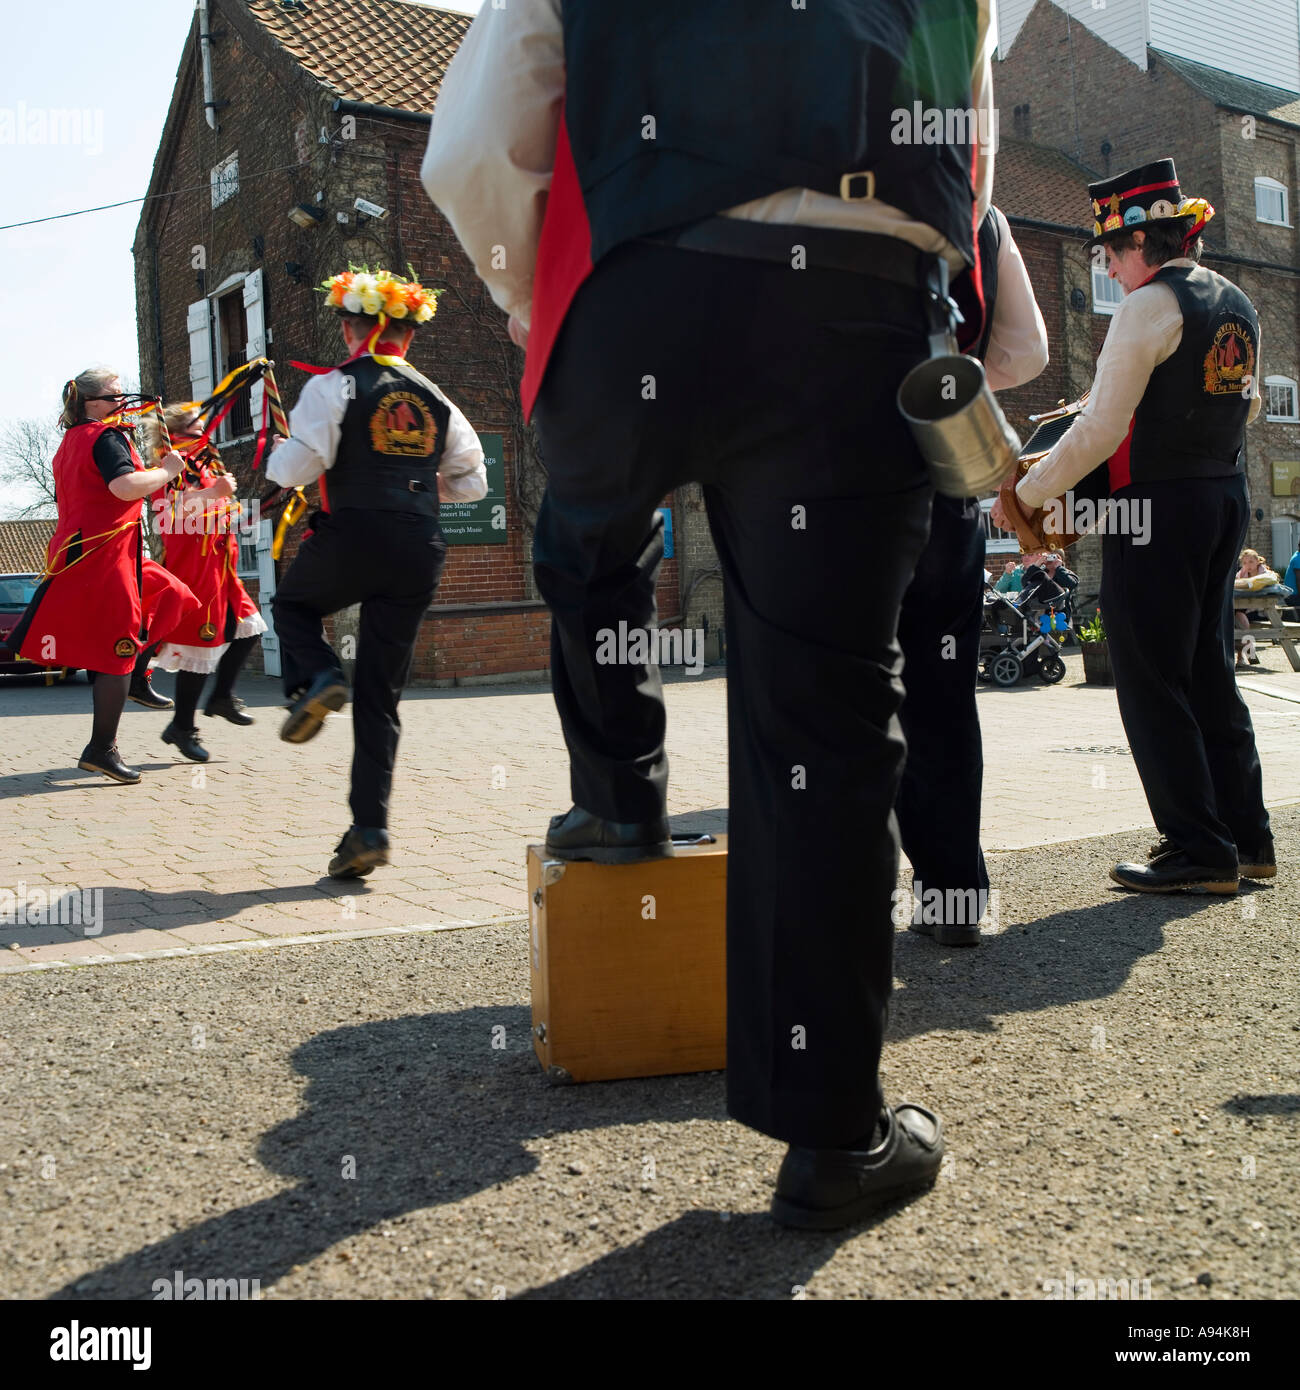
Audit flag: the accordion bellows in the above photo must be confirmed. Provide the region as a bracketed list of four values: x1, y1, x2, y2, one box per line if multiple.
[999, 394, 1106, 552]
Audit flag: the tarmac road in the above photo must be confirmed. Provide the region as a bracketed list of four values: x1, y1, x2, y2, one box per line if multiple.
[2, 809, 1296, 1301]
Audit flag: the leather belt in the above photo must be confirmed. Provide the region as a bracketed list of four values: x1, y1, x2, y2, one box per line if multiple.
[639, 216, 942, 290]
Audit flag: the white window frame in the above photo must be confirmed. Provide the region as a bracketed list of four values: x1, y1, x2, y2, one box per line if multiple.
[1091, 265, 1124, 316]
[210, 271, 264, 446]
[236, 523, 260, 578]
[1264, 375, 1299, 423]
[210, 151, 239, 209]
[1253, 177, 1290, 227]
[980, 498, 1020, 555]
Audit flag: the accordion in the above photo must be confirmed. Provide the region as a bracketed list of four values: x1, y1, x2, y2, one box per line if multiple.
[998, 393, 1108, 552]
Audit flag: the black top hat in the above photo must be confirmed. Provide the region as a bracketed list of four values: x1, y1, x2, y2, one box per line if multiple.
[1084, 158, 1214, 249]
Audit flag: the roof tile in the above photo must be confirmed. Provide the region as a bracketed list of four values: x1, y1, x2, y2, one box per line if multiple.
[0, 519, 55, 576]
[245, 0, 471, 111]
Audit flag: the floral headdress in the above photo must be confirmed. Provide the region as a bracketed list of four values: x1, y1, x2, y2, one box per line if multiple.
[319, 264, 442, 324]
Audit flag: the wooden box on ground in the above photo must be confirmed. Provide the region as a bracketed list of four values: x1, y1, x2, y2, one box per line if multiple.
[526, 837, 727, 1083]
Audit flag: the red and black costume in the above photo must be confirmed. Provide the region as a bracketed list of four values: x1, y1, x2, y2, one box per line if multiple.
[12, 421, 198, 675]
[152, 443, 266, 675]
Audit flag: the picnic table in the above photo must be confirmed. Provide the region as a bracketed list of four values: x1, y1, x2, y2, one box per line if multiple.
[1233, 593, 1300, 672]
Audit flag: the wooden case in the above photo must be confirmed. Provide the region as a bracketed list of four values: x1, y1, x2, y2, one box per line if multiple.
[526, 837, 727, 1083]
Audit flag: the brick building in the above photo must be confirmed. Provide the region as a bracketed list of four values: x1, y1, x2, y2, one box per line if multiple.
[992, 0, 1300, 594]
[132, 0, 724, 686]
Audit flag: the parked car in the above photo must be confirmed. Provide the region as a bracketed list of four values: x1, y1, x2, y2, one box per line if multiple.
[0, 572, 79, 681]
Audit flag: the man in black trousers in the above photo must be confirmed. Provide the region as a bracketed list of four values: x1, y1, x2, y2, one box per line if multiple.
[426, 0, 996, 1229]
[267, 273, 486, 880]
[896, 204, 1048, 948]
[1000, 160, 1273, 892]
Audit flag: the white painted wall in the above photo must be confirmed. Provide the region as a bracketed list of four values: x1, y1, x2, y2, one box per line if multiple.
[999, 0, 1300, 91]
[1149, 0, 1300, 93]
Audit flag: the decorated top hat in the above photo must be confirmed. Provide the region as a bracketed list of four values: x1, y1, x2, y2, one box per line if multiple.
[1085, 158, 1214, 249]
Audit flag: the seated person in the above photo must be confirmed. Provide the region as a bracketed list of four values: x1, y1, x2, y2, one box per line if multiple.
[1234, 549, 1281, 666]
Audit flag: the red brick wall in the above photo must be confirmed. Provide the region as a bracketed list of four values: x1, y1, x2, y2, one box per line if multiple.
[133, 1, 689, 687]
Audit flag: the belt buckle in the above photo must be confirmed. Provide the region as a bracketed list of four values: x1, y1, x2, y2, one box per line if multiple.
[839, 170, 876, 202]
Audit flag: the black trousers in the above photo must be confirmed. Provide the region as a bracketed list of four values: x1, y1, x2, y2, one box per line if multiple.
[1101, 474, 1269, 868]
[533, 241, 934, 1148]
[896, 494, 989, 905]
[272, 509, 445, 830]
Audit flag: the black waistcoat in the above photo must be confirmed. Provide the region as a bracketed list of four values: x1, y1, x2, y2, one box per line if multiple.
[561, 0, 982, 267]
[1128, 264, 1259, 483]
[328, 357, 450, 516]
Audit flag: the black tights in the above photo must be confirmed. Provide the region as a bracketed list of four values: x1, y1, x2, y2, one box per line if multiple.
[89, 671, 130, 751]
[171, 636, 257, 730]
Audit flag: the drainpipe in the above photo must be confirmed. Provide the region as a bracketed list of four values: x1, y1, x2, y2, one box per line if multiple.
[198, 0, 218, 131]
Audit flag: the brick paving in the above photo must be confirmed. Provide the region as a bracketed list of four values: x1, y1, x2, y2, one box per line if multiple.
[3, 648, 1298, 969]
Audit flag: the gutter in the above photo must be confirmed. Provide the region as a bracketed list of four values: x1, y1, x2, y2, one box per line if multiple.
[332, 98, 430, 127]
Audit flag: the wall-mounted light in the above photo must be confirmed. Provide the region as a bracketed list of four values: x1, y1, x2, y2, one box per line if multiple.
[285, 261, 308, 285]
[287, 203, 324, 228]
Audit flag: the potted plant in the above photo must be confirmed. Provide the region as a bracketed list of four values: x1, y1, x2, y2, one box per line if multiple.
[1078, 608, 1112, 685]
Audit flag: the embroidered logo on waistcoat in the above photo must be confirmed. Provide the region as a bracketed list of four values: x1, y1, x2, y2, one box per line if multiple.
[369, 391, 437, 457]
[1203, 321, 1255, 395]
[113, 638, 136, 658]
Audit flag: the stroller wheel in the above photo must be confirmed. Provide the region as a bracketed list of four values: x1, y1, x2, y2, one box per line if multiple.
[990, 652, 1023, 686]
[1037, 653, 1067, 685]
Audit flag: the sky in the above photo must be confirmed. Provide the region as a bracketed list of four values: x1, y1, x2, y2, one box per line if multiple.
[0, 0, 480, 513]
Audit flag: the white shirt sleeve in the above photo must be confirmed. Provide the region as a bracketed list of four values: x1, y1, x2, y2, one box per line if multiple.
[433, 389, 489, 503]
[266, 372, 348, 488]
[422, 0, 565, 327]
[983, 208, 1049, 392]
[1016, 279, 1183, 509]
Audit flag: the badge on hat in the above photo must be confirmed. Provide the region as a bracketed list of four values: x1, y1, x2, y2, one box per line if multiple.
[1083, 158, 1214, 249]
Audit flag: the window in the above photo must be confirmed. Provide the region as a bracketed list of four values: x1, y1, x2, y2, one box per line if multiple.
[237, 526, 260, 578]
[1265, 376, 1299, 422]
[210, 151, 239, 208]
[979, 498, 1020, 554]
[1254, 177, 1289, 227]
[1091, 266, 1124, 315]
[214, 287, 252, 441]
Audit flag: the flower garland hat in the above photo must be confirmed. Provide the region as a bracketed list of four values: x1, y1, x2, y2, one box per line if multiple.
[1084, 157, 1213, 250]
[319, 264, 443, 324]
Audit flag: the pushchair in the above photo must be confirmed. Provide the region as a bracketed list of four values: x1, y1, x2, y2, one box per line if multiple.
[979, 567, 1071, 686]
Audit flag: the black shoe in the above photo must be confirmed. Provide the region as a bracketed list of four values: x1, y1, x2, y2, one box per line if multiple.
[161, 722, 209, 763]
[771, 1104, 945, 1231]
[1110, 853, 1238, 895]
[205, 695, 254, 726]
[127, 673, 173, 710]
[1238, 839, 1276, 880]
[77, 743, 141, 784]
[905, 889, 984, 947]
[328, 826, 390, 879]
[280, 671, 348, 744]
[544, 805, 672, 865]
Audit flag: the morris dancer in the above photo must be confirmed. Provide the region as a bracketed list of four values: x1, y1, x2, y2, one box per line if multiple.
[144, 403, 268, 763]
[10, 368, 199, 783]
[995, 159, 1273, 891]
[267, 268, 486, 879]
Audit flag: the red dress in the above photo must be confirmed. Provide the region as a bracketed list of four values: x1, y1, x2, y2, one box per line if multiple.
[13, 422, 199, 676]
[152, 451, 265, 674]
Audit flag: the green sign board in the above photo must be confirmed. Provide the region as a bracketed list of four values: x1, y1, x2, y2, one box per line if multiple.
[440, 431, 507, 543]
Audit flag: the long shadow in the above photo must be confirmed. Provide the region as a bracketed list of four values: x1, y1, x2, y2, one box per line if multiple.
[48, 1005, 739, 1299]
[889, 891, 1211, 1042]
